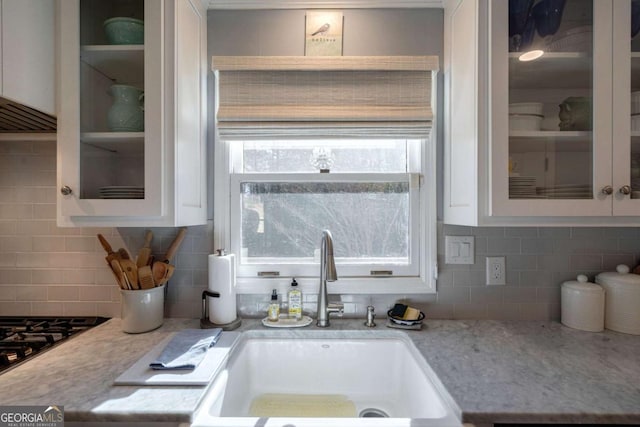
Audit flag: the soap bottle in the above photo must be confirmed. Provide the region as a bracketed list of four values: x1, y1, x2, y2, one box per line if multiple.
[267, 289, 280, 321]
[287, 278, 303, 320]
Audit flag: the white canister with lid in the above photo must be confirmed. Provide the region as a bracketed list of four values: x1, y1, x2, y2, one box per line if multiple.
[561, 274, 605, 332]
[595, 264, 640, 335]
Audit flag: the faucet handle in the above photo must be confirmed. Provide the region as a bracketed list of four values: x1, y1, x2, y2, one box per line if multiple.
[327, 302, 344, 317]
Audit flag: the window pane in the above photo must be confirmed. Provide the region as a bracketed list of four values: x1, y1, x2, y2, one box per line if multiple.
[240, 182, 410, 264]
[242, 140, 409, 173]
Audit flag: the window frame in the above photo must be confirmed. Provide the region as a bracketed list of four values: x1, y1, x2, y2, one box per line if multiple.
[213, 137, 437, 295]
[230, 172, 420, 277]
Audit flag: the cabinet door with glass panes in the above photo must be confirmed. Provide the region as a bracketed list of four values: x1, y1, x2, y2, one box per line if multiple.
[612, 0, 640, 215]
[58, 0, 163, 218]
[490, 0, 614, 217]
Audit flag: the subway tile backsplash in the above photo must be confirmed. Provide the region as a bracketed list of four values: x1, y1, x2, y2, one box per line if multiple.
[2, 140, 640, 321]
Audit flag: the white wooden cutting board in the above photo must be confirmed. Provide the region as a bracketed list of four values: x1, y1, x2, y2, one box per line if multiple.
[113, 331, 241, 386]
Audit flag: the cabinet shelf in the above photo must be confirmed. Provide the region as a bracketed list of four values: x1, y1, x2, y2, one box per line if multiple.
[81, 132, 144, 154]
[509, 52, 592, 90]
[81, 45, 144, 84]
[510, 130, 591, 138]
[510, 131, 592, 153]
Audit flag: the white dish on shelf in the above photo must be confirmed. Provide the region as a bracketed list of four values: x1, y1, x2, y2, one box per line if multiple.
[99, 191, 145, 194]
[509, 179, 536, 184]
[99, 190, 145, 193]
[510, 195, 548, 199]
[547, 31, 592, 52]
[509, 114, 543, 131]
[509, 102, 543, 116]
[98, 186, 145, 199]
[632, 115, 640, 131]
[99, 186, 144, 191]
[261, 315, 313, 328]
[99, 196, 145, 199]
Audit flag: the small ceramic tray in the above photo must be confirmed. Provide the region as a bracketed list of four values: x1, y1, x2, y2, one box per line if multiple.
[385, 320, 423, 331]
[386, 309, 425, 326]
[261, 314, 313, 328]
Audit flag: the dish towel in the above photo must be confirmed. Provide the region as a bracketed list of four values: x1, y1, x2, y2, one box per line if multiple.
[149, 328, 222, 370]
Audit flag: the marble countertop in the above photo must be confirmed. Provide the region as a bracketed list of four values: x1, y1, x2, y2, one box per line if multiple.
[0, 317, 639, 425]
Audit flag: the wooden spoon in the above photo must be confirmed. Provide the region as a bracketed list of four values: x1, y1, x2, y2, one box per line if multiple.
[152, 260, 169, 285]
[163, 227, 187, 263]
[111, 259, 130, 290]
[136, 230, 153, 268]
[156, 264, 175, 286]
[97, 234, 119, 263]
[118, 248, 131, 260]
[153, 227, 186, 285]
[138, 265, 155, 289]
[116, 248, 138, 289]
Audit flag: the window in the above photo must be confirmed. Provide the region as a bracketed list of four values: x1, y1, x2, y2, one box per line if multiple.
[214, 138, 437, 294]
[211, 55, 438, 293]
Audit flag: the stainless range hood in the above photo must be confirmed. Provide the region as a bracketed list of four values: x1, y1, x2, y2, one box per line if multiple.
[0, 98, 56, 132]
[0, 1, 56, 133]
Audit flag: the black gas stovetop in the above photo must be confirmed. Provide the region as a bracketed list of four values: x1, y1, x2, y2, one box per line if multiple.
[0, 316, 109, 374]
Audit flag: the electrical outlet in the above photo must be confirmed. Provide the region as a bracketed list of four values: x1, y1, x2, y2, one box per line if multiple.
[486, 257, 506, 285]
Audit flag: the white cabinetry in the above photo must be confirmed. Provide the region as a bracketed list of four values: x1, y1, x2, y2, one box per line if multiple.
[444, 0, 640, 226]
[0, 0, 55, 116]
[56, 0, 207, 227]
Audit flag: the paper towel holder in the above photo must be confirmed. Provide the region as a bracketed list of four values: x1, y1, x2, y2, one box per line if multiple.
[200, 290, 242, 331]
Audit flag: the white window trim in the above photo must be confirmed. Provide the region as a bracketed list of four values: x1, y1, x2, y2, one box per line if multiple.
[214, 135, 438, 295]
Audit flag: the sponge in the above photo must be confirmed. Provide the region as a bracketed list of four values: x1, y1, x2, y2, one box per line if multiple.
[390, 303, 408, 317]
[403, 307, 421, 321]
[390, 303, 422, 320]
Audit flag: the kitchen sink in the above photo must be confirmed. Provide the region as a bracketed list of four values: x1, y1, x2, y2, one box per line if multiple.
[190, 329, 461, 427]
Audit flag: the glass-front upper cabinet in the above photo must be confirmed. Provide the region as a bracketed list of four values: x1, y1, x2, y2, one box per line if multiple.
[58, 0, 163, 218]
[491, 0, 614, 217]
[58, 0, 208, 227]
[612, 0, 640, 215]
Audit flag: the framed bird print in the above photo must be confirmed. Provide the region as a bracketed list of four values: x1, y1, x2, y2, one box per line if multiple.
[305, 11, 343, 56]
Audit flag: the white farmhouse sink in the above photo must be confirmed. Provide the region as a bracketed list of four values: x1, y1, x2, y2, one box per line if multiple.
[191, 330, 461, 427]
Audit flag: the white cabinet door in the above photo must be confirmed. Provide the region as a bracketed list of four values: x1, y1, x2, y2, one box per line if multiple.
[444, 0, 640, 226]
[490, 0, 613, 218]
[1, 0, 55, 115]
[612, 0, 640, 216]
[57, 0, 207, 227]
[172, 0, 208, 225]
[443, 0, 483, 226]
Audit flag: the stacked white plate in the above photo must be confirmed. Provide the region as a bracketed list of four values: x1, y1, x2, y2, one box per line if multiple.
[536, 184, 592, 199]
[509, 103, 544, 131]
[99, 186, 144, 199]
[509, 176, 537, 198]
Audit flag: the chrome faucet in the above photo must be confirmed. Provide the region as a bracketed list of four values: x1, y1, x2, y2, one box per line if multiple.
[316, 230, 343, 327]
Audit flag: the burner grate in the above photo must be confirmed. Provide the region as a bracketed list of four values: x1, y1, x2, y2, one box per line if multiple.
[0, 316, 108, 374]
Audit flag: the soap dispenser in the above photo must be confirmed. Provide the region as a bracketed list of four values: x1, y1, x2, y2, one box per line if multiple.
[267, 289, 280, 322]
[287, 278, 303, 320]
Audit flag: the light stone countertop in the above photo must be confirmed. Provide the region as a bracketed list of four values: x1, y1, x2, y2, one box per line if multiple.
[0, 317, 639, 425]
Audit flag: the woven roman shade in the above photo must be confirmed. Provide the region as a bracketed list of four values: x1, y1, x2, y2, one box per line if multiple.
[211, 56, 438, 139]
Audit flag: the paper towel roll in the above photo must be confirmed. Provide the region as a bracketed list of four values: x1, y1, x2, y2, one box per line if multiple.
[208, 252, 237, 325]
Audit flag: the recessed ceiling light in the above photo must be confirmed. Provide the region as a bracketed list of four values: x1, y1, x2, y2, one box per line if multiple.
[519, 50, 545, 62]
